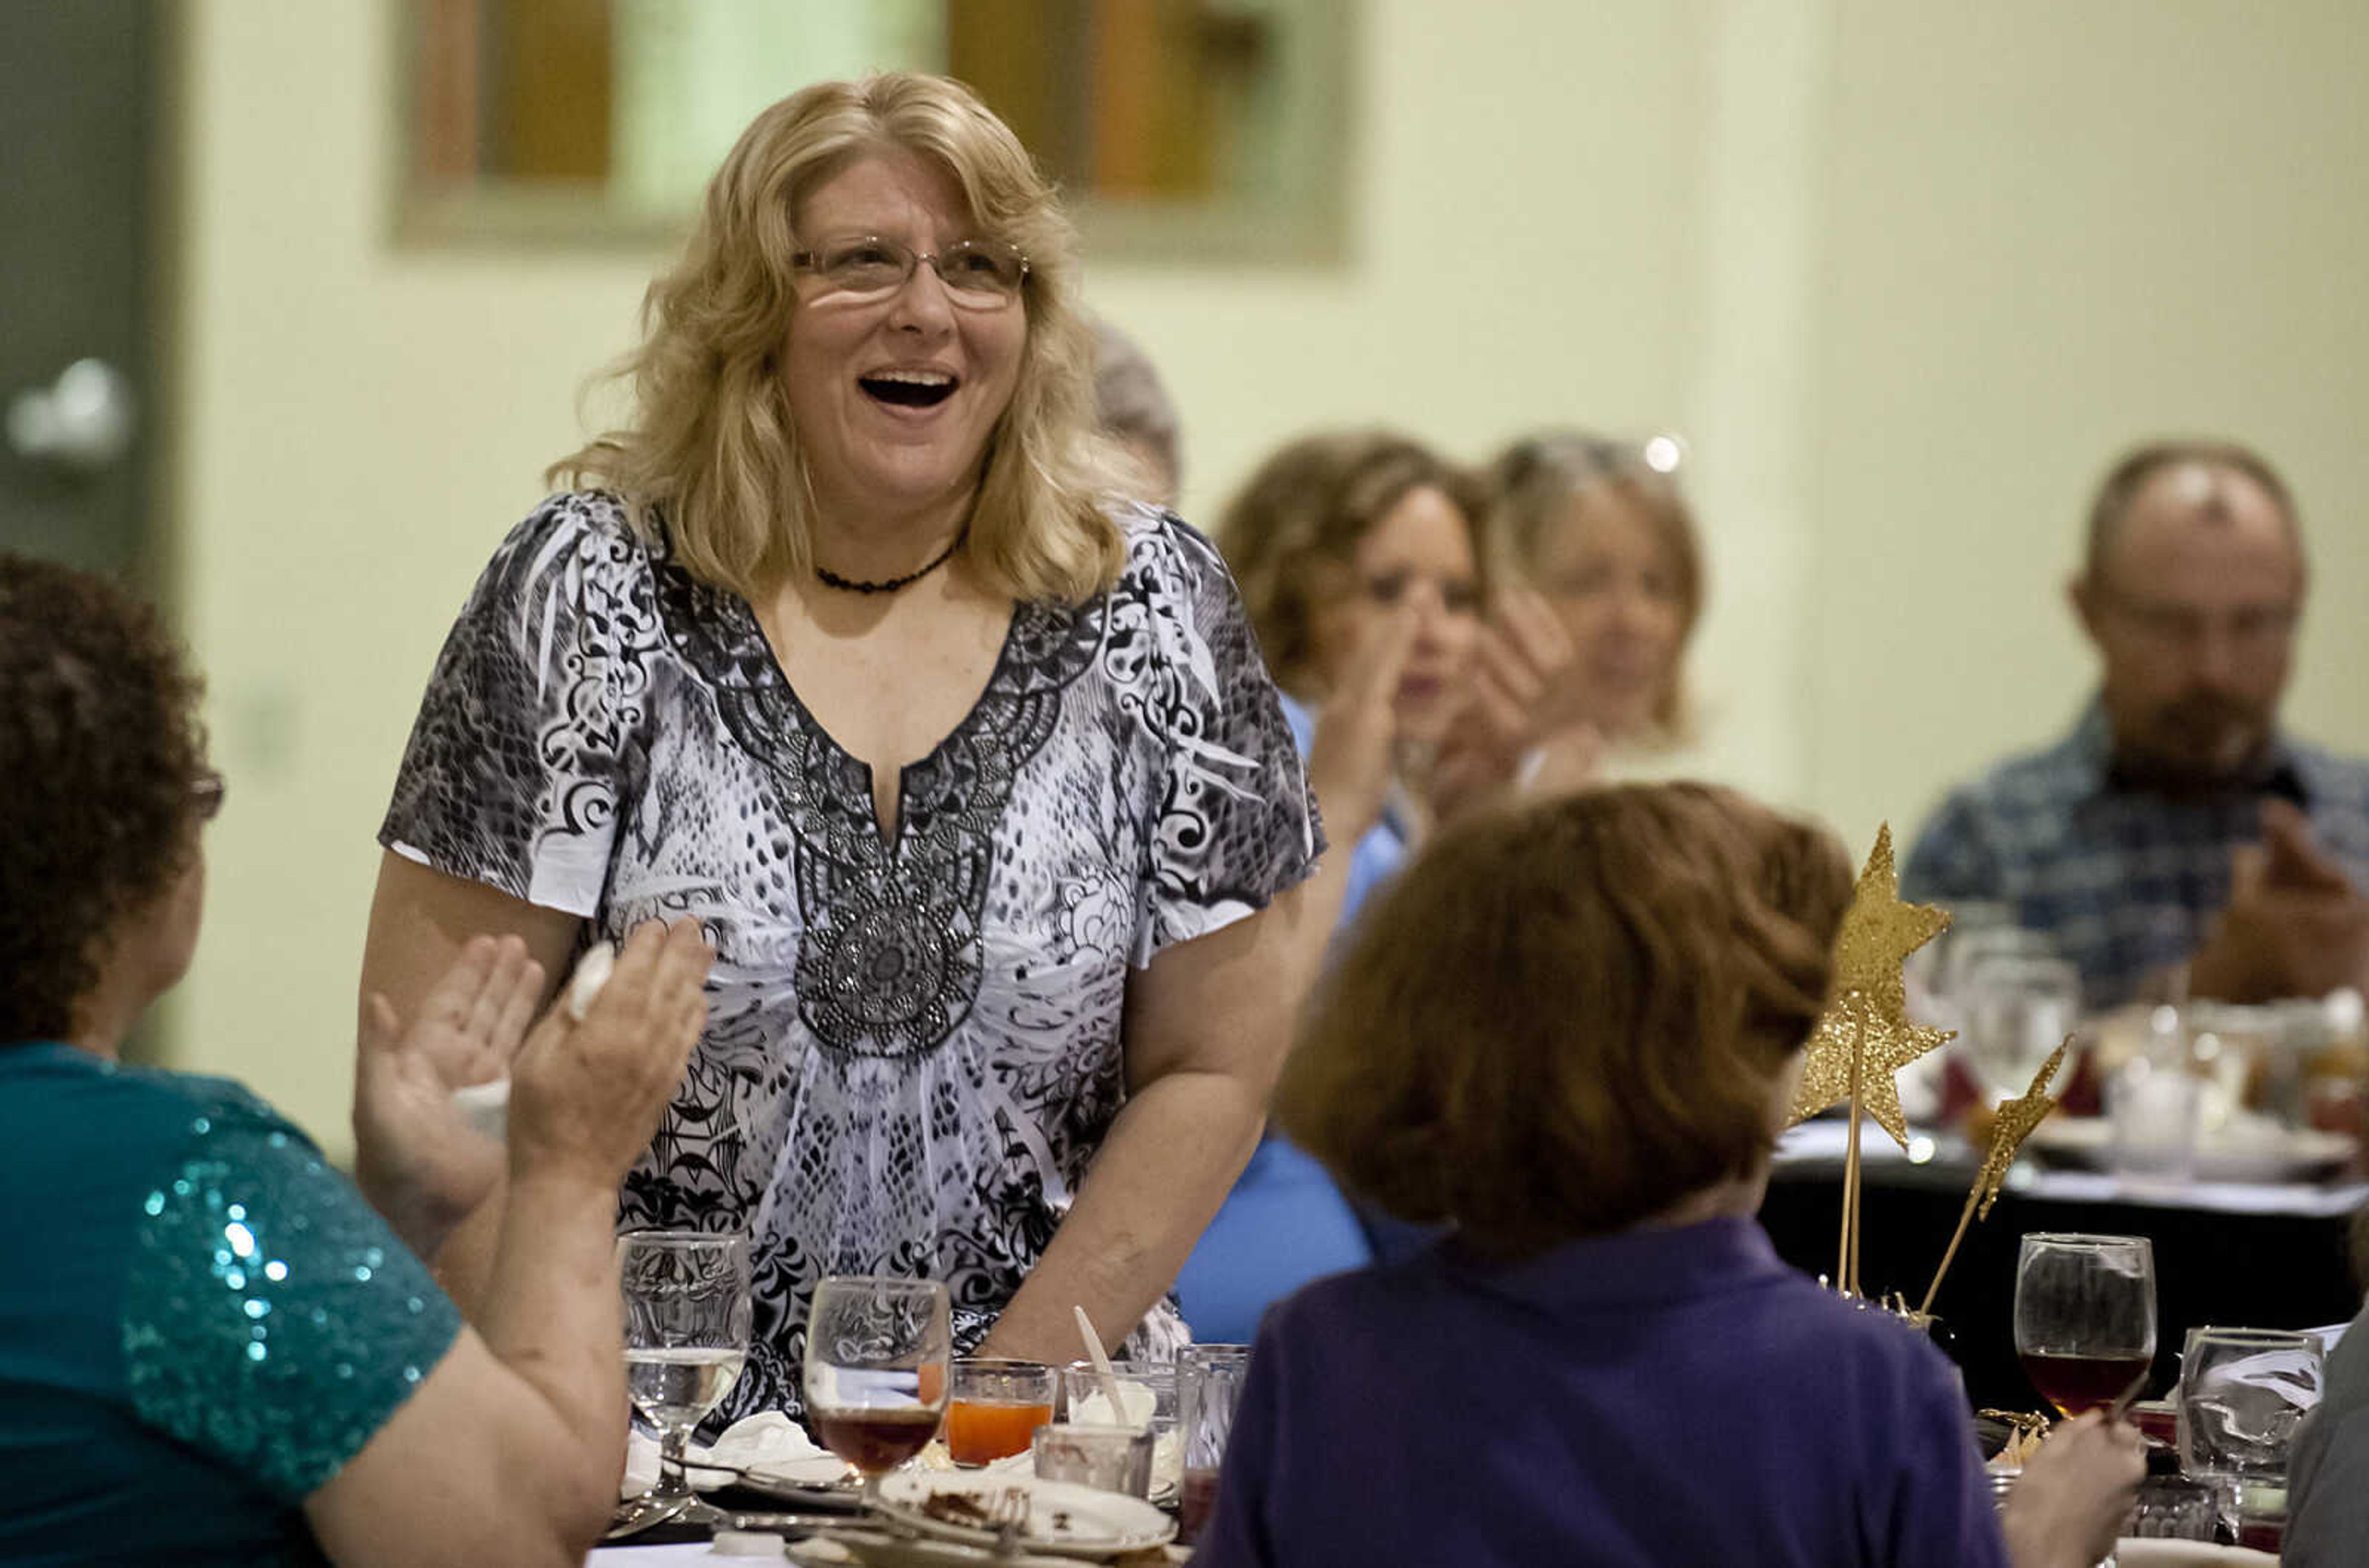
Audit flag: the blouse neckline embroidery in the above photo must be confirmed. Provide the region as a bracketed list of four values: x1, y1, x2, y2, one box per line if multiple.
[644, 532, 1103, 1060]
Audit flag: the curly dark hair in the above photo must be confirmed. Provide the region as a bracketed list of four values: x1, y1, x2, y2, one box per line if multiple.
[0, 553, 208, 1044]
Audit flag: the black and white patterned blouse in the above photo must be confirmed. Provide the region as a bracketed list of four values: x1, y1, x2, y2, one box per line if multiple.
[381, 491, 1320, 1422]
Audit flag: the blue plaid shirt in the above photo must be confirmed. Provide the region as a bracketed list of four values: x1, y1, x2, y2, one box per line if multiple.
[1901, 701, 2369, 1009]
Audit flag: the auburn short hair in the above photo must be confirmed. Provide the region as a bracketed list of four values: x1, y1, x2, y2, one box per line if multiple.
[1274, 782, 1852, 1256]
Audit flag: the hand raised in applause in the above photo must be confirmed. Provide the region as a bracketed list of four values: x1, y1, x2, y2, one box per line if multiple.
[353, 935, 545, 1258]
[508, 917, 713, 1191]
[2189, 798, 2369, 1002]
[1304, 604, 1418, 846]
[1431, 587, 1600, 822]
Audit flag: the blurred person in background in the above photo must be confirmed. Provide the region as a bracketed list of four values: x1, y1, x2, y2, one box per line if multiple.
[1479, 429, 1706, 782]
[1904, 439, 2369, 1007]
[1196, 782, 2144, 1568]
[1217, 427, 1493, 920]
[362, 73, 1320, 1420]
[2281, 1205, 2369, 1567]
[1167, 429, 1488, 1337]
[0, 551, 712, 1567]
[1091, 316, 1181, 507]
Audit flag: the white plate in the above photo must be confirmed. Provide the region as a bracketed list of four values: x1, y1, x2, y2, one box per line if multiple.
[790, 1527, 1078, 1568]
[2026, 1117, 2357, 1182]
[873, 1471, 1175, 1559]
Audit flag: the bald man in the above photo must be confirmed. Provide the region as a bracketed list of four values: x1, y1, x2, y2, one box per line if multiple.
[1904, 440, 2369, 1007]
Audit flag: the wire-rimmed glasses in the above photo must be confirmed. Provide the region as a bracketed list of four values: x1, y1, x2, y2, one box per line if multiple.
[792, 235, 1029, 306]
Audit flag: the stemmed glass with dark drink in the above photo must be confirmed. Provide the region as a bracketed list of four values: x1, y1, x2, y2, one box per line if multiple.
[802, 1275, 951, 1491]
[2014, 1232, 2157, 1418]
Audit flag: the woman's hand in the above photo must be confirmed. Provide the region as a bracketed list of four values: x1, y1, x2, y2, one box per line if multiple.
[1428, 588, 1597, 823]
[353, 935, 544, 1258]
[2001, 1411, 2146, 1568]
[1304, 606, 1417, 845]
[506, 917, 713, 1191]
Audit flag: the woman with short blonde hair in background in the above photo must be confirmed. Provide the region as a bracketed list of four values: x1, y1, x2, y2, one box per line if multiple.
[1479, 429, 1708, 782]
[1194, 783, 2143, 1568]
[363, 72, 1320, 1420]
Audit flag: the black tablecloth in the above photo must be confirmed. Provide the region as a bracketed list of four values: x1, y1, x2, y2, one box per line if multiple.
[1760, 1163, 2363, 1411]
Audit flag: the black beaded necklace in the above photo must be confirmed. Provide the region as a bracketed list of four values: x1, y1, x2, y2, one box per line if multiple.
[813, 528, 967, 595]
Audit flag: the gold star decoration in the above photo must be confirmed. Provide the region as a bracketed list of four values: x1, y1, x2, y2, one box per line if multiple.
[1786, 824, 1954, 1149]
[1975, 1038, 2071, 1219]
[1920, 1036, 2073, 1316]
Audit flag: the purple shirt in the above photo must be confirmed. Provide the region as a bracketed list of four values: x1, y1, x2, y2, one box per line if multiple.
[1194, 1215, 2009, 1568]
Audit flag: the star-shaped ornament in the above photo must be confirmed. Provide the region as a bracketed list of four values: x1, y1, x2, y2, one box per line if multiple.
[1975, 1038, 2071, 1218]
[1787, 824, 1954, 1149]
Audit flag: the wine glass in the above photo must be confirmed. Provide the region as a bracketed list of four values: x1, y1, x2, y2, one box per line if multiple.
[1961, 953, 2081, 1104]
[2013, 1232, 2156, 1419]
[619, 1229, 753, 1529]
[802, 1275, 951, 1496]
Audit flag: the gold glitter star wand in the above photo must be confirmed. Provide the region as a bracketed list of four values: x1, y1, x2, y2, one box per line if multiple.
[1919, 1038, 2072, 1317]
[1787, 824, 1953, 1298]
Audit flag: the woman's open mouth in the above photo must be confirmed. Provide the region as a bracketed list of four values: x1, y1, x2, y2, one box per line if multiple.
[859, 369, 959, 410]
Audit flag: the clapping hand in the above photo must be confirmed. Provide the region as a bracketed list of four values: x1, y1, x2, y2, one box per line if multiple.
[1305, 605, 1419, 846]
[353, 935, 545, 1258]
[2189, 799, 2369, 1002]
[1431, 588, 1602, 823]
[507, 917, 711, 1190]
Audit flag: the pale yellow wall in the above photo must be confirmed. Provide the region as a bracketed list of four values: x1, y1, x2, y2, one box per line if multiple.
[169, 0, 2369, 1157]
[1810, 0, 2369, 848]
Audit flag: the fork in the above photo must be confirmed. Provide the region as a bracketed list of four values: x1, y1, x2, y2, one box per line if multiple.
[986, 1486, 1030, 1559]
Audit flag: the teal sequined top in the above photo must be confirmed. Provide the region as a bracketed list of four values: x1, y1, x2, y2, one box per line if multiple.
[0, 1042, 463, 1566]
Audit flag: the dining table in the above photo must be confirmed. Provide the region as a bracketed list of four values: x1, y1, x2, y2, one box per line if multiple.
[1760, 1120, 2367, 1412]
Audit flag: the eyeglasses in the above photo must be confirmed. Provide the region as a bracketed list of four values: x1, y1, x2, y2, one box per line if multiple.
[791, 235, 1030, 307]
[2099, 588, 2298, 653]
[191, 769, 226, 822]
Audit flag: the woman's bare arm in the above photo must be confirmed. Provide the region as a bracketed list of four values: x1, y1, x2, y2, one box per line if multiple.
[977, 883, 1318, 1361]
[308, 918, 710, 1568]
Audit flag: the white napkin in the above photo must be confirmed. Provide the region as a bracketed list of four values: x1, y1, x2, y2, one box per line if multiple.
[620, 1411, 845, 1498]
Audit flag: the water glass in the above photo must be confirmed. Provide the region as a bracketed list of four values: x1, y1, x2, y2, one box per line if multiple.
[1032, 1421, 1155, 1498]
[2110, 1005, 2202, 1184]
[2177, 1326, 2325, 1542]
[2013, 1233, 2156, 1418]
[1962, 953, 2082, 1104]
[1177, 1344, 1250, 1543]
[619, 1230, 753, 1521]
[1061, 1360, 1180, 1493]
[946, 1358, 1056, 1467]
[802, 1276, 951, 1488]
[2129, 1473, 2220, 1540]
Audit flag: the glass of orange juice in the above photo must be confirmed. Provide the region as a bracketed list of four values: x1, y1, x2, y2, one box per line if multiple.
[946, 1358, 1057, 1467]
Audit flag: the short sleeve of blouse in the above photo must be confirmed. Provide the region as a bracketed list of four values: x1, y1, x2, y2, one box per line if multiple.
[379, 493, 655, 916]
[121, 1104, 463, 1503]
[1128, 510, 1324, 962]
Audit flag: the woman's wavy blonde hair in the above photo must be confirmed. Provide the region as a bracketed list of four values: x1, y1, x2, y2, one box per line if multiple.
[553, 73, 1133, 604]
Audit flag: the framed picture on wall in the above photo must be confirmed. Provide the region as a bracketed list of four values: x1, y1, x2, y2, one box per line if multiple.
[395, 0, 1354, 262]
